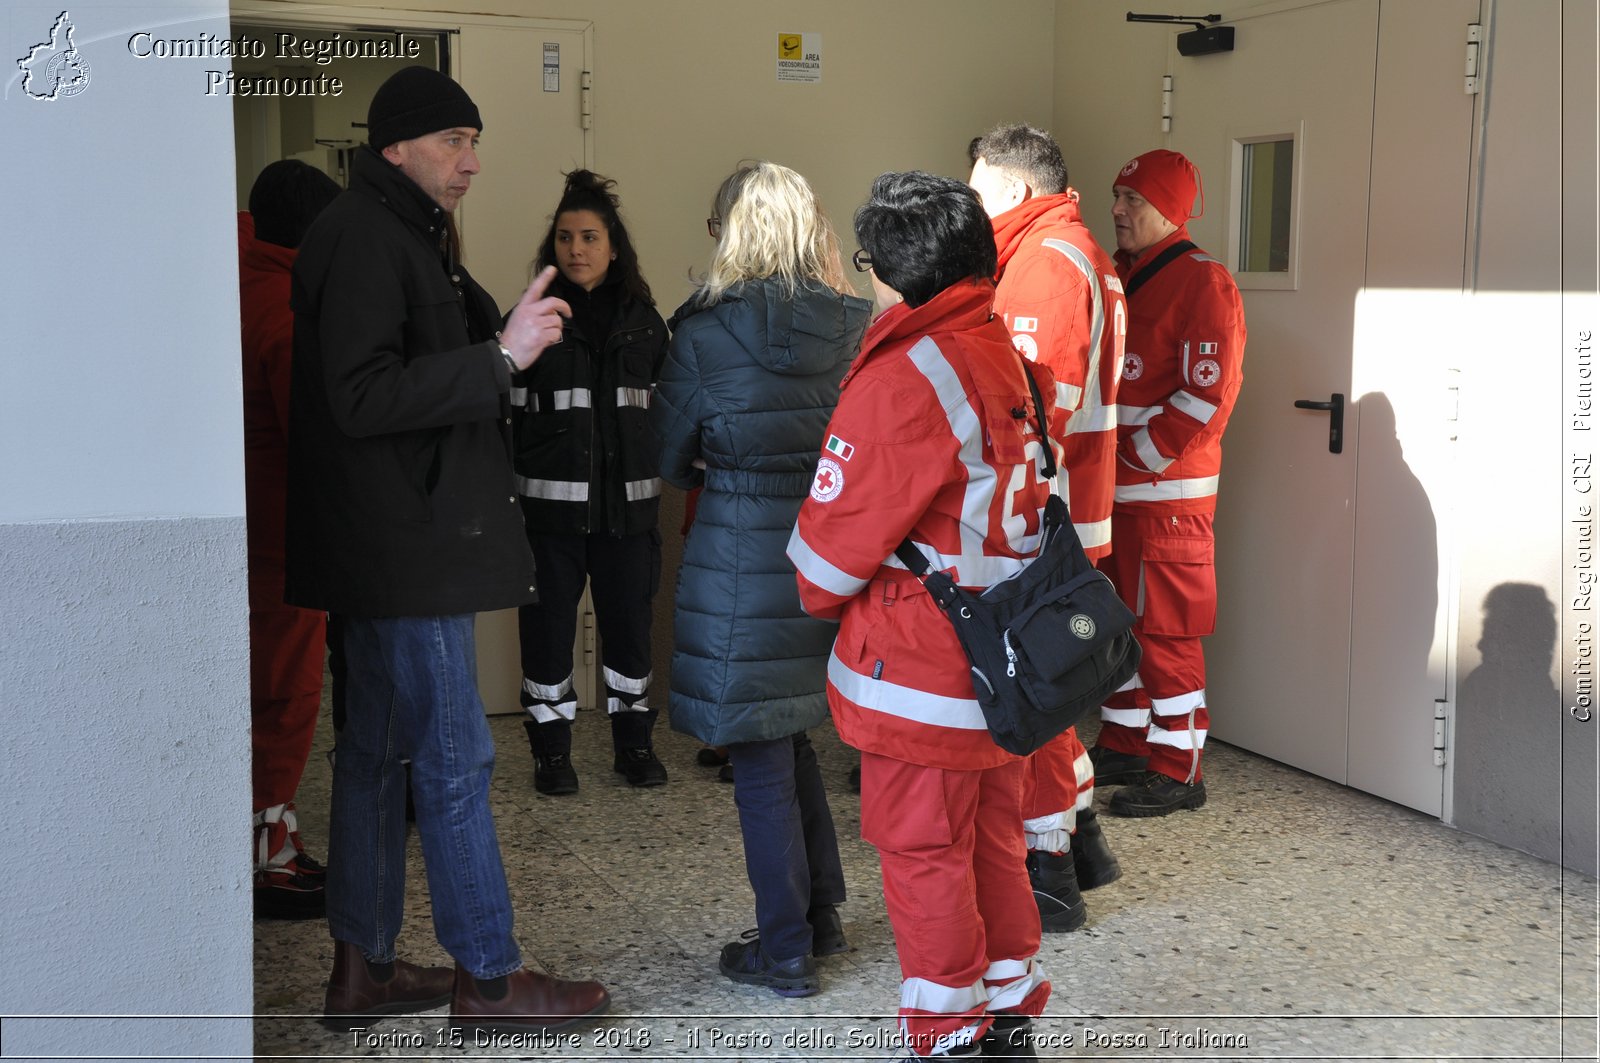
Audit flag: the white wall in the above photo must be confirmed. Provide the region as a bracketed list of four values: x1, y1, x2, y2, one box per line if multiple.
[0, 0, 252, 1055]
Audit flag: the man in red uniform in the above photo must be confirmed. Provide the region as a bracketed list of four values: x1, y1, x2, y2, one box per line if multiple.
[1092, 149, 1246, 817]
[239, 160, 342, 918]
[969, 124, 1126, 929]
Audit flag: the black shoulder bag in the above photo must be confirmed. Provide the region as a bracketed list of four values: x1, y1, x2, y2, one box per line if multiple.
[893, 359, 1141, 756]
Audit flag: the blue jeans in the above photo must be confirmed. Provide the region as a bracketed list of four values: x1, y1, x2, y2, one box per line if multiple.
[327, 614, 522, 978]
[728, 732, 847, 960]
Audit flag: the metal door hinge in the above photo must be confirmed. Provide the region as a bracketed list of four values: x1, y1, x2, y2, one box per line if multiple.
[1433, 699, 1449, 767]
[1160, 74, 1173, 133]
[582, 610, 596, 663]
[580, 70, 593, 130]
[1464, 24, 1481, 95]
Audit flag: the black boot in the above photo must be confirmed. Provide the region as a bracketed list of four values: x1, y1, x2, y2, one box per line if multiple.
[979, 1013, 1038, 1058]
[611, 709, 667, 787]
[1071, 810, 1122, 890]
[1025, 850, 1086, 932]
[523, 719, 578, 796]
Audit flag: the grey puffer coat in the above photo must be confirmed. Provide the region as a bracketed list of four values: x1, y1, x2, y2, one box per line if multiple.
[651, 278, 871, 745]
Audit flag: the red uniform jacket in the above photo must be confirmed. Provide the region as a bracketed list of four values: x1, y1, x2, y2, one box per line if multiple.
[1112, 227, 1246, 515]
[992, 191, 1126, 560]
[239, 213, 299, 599]
[789, 280, 1066, 771]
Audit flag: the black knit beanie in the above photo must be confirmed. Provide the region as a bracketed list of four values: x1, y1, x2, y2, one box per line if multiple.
[367, 66, 482, 151]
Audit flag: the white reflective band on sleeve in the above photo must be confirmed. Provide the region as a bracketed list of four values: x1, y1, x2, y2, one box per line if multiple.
[1074, 517, 1111, 552]
[1067, 402, 1118, 435]
[532, 388, 592, 413]
[1100, 705, 1150, 728]
[1131, 426, 1174, 474]
[787, 525, 871, 599]
[829, 652, 988, 731]
[1170, 389, 1219, 424]
[1114, 474, 1220, 503]
[1041, 236, 1107, 417]
[901, 976, 988, 1017]
[509, 386, 527, 407]
[616, 387, 651, 409]
[1119, 404, 1162, 426]
[1151, 689, 1207, 717]
[517, 475, 588, 502]
[606, 695, 651, 715]
[1055, 380, 1084, 413]
[602, 666, 652, 695]
[1148, 725, 1209, 750]
[984, 957, 1049, 1012]
[625, 478, 661, 501]
[523, 675, 574, 701]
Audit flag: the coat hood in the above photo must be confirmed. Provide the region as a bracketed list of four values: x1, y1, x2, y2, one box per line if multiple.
[991, 190, 1087, 271]
[672, 278, 871, 376]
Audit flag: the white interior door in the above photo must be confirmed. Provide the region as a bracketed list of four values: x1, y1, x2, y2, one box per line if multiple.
[1167, 0, 1474, 814]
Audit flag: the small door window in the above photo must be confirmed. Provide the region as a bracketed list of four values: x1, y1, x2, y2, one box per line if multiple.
[1229, 125, 1302, 290]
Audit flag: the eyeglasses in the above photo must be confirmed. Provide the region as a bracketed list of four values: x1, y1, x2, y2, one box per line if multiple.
[706, 217, 722, 239]
[852, 249, 873, 273]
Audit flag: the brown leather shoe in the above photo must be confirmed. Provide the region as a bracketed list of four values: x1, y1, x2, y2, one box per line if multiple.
[449, 965, 610, 1035]
[322, 940, 453, 1030]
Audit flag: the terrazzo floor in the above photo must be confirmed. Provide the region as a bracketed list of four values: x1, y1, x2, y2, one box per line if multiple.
[255, 709, 1599, 1062]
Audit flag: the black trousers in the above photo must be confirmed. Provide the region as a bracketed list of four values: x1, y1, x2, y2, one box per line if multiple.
[517, 530, 660, 738]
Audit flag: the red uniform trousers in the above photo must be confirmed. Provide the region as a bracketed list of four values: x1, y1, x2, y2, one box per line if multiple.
[249, 563, 326, 813]
[860, 752, 1051, 1056]
[1020, 728, 1094, 852]
[1098, 511, 1214, 782]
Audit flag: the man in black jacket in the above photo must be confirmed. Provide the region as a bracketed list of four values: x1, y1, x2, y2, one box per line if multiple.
[287, 65, 609, 1036]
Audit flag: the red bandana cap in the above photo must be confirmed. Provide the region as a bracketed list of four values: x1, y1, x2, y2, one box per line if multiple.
[1114, 149, 1203, 227]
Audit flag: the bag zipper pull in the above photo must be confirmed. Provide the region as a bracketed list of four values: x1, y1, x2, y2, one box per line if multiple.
[1003, 630, 1018, 677]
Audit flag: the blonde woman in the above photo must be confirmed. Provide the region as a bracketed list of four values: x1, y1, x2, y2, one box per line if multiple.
[650, 162, 871, 996]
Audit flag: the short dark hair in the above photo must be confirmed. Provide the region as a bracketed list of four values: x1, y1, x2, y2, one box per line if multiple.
[534, 169, 653, 306]
[854, 171, 996, 309]
[974, 123, 1068, 195]
[248, 160, 341, 249]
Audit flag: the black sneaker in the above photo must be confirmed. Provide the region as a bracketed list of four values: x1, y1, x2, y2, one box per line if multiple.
[1088, 745, 1148, 786]
[1025, 851, 1086, 932]
[1108, 771, 1207, 817]
[808, 905, 851, 956]
[1071, 810, 1122, 890]
[613, 747, 668, 787]
[717, 931, 818, 997]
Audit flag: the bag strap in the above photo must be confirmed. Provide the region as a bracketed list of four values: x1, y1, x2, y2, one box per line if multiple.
[1124, 240, 1197, 301]
[896, 351, 1059, 579]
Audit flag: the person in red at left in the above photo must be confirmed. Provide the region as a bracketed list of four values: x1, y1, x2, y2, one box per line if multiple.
[1092, 149, 1247, 817]
[970, 123, 1128, 933]
[239, 160, 341, 918]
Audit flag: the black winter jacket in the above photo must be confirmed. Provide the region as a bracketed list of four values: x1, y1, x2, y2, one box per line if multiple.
[650, 278, 871, 745]
[285, 146, 536, 617]
[511, 274, 668, 536]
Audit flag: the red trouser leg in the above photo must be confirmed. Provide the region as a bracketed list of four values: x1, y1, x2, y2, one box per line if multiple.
[250, 603, 327, 811]
[862, 753, 1050, 1056]
[1020, 727, 1090, 851]
[1102, 511, 1216, 782]
[1097, 519, 1153, 756]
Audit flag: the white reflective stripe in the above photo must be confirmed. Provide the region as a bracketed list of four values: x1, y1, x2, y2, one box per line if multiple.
[828, 652, 988, 731]
[1023, 812, 1071, 854]
[1148, 724, 1209, 750]
[616, 386, 651, 409]
[897, 336, 1042, 584]
[602, 666, 652, 695]
[605, 695, 651, 715]
[1131, 426, 1173, 474]
[1192, 253, 1224, 264]
[625, 477, 661, 501]
[787, 525, 870, 599]
[1067, 402, 1117, 435]
[1170, 389, 1219, 424]
[1100, 705, 1150, 728]
[1115, 474, 1220, 503]
[1151, 689, 1207, 717]
[985, 957, 1048, 1012]
[1116, 673, 1144, 693]
[529, 388, 592, 413]
[1055, 380, 1084, 414]
[1119, 404, 1162, 426]
[523, 675, 573, 701]
[1042, 237, 1106, 421]
[1182, 339, 1191, 384]
[1074, 516, 1111, 552]
[508, 386, 527, 407]
[901, 975, 987, 1017]
[517, 475, 588, 502]
[527, 701, 576, 724]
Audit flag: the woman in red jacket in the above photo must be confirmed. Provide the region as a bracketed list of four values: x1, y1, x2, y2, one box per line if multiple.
[789, 171, 1059, 1059]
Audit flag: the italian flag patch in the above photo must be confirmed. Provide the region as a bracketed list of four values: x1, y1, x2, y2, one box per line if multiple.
[1198, 342, 1218, 354]
[825, 435, 854, 461]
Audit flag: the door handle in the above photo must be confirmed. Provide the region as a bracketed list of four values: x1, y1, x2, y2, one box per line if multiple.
[1293, 392, 1345, 454]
